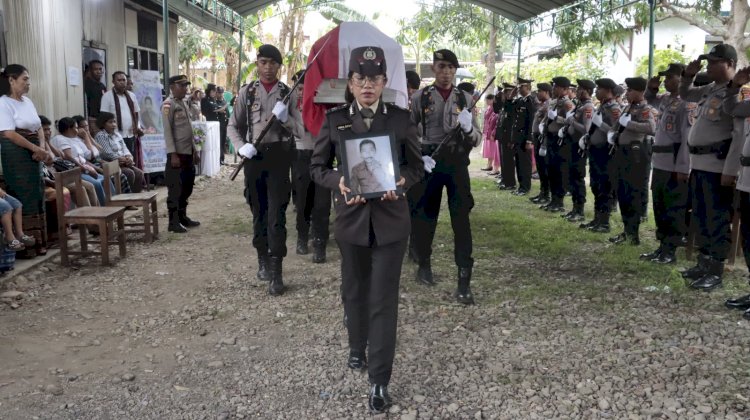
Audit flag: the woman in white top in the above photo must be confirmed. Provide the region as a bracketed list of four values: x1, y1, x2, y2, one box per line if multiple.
[0, 64, 54, 257]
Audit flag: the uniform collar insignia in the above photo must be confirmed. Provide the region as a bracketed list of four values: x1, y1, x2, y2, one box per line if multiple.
[349, 103, 355, 116]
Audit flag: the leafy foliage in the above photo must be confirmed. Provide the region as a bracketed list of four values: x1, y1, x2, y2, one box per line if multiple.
[495, 44, 608, 85]
[634, 48, 690, 78]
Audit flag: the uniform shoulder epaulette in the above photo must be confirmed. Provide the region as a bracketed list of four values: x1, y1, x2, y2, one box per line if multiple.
[386, 103, 409, 113]
[326, 104, 348, 115]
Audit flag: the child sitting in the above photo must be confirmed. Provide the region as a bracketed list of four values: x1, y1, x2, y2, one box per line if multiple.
[0, 187, 36, 251]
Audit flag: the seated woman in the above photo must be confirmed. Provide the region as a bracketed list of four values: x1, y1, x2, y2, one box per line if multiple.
[51, 117, 112, 206]
[0, 187, 36, 251]
[94, 112, 144, 193]
[72, 115, 102, 160]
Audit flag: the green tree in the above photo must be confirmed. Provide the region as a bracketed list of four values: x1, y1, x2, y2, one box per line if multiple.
[495, 44, 608, 86]
[178, 20, 208, 83]
[634, 48, 690, 77]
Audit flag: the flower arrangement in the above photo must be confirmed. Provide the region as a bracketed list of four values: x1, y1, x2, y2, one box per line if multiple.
[192, 126, 206, 151]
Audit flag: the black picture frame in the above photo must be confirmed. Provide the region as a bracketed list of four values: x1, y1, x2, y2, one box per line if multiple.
[339, 130, 402, 200]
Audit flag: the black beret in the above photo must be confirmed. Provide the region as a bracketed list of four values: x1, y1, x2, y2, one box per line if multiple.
[694, 72, 711, 86]
[552, 76, 571, 88]
[595, 78, 617, 90]
[614, 85, 625, 96]
[292, 69, 305, 83]
[433, 49, 460, 68]
[576, 79, 596, 91]
[536, 83, 552, 92]
[625, 77, 648, 91]
[168, 74, 190, 85]
[405, 70, 421, 89]
[258, 44, 283, 64]
[349, 46, 387, 77]
[658, 62, 686, 77]
[517, 77, 533, 85]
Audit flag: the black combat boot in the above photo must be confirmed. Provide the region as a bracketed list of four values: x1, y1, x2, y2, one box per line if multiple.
[689, 257, 723, 291]
[652, 246, 676, 264]
[416, 261, 435, 286]
[566, 203, 585, 223]
[257, 250, 270, 282]
[589, 212, 611, 233]
[579, 212, 600, 229]
[640, 244, 663, 260]
[178, 209, 200, 227]
[168, 210, 187, 233]
[543, 198, 565, 213]
[681, 253, 710, 281]
[311, 238, 326, 263]
[296, 232, 309, 255]
[608, 232, 627, 244]
[368, 384, 392, 414]
[347, 349, 367, 370]
[455, 267, 475, 305]
[268, 256, 285, 296]
[725, 293, 750, 310]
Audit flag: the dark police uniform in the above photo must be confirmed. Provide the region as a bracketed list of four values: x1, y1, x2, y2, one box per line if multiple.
[510, 78, 536, 195]
[494, 83, 517, 190]
[542, 77, 574, 212]
[530, 83, 552, 203]
[310, 47, 423, 413]
[608, 77, 656, 245]
[227, 44, 298, 295]
[563, 79, 595, 221]
[642, 63, 691, 263]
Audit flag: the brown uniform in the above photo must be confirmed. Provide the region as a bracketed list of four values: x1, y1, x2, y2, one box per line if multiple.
[162, 96, 197, 216]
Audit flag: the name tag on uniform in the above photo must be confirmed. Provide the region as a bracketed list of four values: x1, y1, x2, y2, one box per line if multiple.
[337, 124, 352, 131]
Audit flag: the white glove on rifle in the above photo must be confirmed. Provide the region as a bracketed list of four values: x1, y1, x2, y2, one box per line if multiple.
[272, 101, 289, 123]
[547, 109, 557, 120]
[578, 135, 587, 150]
[422, 155, 436, 173]
[539, 145, 547, 157]
[565, 110, 575, 119]
[618, 113, 631, 128]
[558, 127, 565, 138]
[607, 131, 616, 145]
[239, 143, 257, 159]
[537, 122, 544, 133]
[457, 109, 473, 133]
[591, 112, 603, 127]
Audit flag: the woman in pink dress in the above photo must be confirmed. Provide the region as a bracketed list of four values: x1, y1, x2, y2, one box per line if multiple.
[481, 94, 500, 174]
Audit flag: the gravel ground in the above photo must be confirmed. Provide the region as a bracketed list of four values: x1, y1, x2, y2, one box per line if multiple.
[1, 164, 750, 419]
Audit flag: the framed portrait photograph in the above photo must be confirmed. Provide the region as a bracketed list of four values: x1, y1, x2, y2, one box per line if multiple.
[339, 130, 402, 200]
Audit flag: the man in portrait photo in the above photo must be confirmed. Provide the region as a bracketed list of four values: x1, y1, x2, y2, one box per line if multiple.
[349, 139, 391, 195]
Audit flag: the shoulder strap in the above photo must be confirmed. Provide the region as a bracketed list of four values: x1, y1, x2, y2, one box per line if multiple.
[244, 81, 259, 143]
[420, 87, 432, 137]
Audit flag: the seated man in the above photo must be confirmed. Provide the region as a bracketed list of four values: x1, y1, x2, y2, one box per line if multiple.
[94, 112, 144, 193]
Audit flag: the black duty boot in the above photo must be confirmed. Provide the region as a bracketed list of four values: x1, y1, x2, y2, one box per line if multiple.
[681, 254, 710, 281]
[725, 293, 750, 310]
[579, 212, 600, 229]
[608, 232, 627, 244]
[311, 238, 326, 263]
[257, 250, 270, 282]
[347, 350, 367, 370]
[416, 261, 435, 286]
[652, 247, 676, 264]
[268, 256, 285, 296]
[544, 199, 565, 213]
[689, 257, 723, 291]
[628, 232, 640, 245]
[589, 212, 611, 233]
[178, 209, 200, 227]
[168, 210, 187, 233]
[368, 384, 392, 414]
[566, 204, 585, 223]
[455, 267, 475, 305]
[296, 235, 309, 255]
[640, 245, 663, 261]
[529, 193, 542, 203]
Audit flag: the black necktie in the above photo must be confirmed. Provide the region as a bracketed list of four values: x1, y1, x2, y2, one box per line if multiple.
[360, 108, 374, 129]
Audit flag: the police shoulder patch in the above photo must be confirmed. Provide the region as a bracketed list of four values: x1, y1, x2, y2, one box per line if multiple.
[611, 108, 621, 119]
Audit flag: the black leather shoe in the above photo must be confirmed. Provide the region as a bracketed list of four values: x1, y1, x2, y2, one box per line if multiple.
[545, 204, 565, 213]
[529, 194, 542, 202]
[312, 240, 326, 263]
[178, 211, 201, 227]
[535, 196, 550, 205]
[455, 267, 474, 305]
[609, 232, 627, 244]
[652, 251, 676, 264]
[497, 184, 516, 191]
[368, 384, 392, 414]
[579, 219, 597, 229]
[640, 248, 662, 260]
[417, 263, 435, 286]
[296, 238, 309, 255]
[561, 210, 575, 219]
[725, 293, 750, 310]
[268, 256, 285, 296]
[347, 353, 367, 370]
[681, 255, 709, 280]
[168, 222, 187, 233]
[257, 254, 270, 282]
[512, 189, 528, 196]
[589, 224, 610, 233]
[689, 274, 723, 291]
[566, 213, 585, 223]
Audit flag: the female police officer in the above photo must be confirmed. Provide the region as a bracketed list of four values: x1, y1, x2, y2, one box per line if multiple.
[310, 46, 422, 414]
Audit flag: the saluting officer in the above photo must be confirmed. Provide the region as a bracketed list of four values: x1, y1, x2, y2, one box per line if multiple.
[530, 83, 552, 204]
[541, 77, 574, 213]
[162, 75, 200, 233]
[680, 44, 741, 290]
[510, 78, 536, 196]
[562, 79, 595, 222]
[640, 63, 692, 264]
[310, 46, 423, 414]
[227, 44, 298, 296]
[410, 49, 481, 304]
[608, 77, 656, 245]
[494, 83, 517, 190]
[580, 78, 622, 233]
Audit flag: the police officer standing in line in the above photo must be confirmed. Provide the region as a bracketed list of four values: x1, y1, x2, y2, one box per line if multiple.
[162, 75, 200, 233]
[227, 44, 298, 296]
[640, 63, 692, 264]
[579, 78, 622, 233]
[530, 83, 552, 204]
[541, 77, 574, 213]
[290, 70, 331, 262]
[495, 83, 517, 190]
[680, 44, 741, 290]
[310, 46, 423, 413]
[563, 79, 595, 222]
[410, 49, 481, 304]
[510, 78, 536, 196]
[608, 77, 656, 245]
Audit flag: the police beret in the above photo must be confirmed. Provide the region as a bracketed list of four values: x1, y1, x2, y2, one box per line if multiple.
[614, 85, 625, 96]
[694, 72, 711, 87]
[699, 44, 737, 62]
[457, 82, 475, 94]
[433, 49, 460, 68]
[658, 62, 686, 77]
[168, 74, 190, 85]
[405, 70, 421, 90]
[536, 83, 552, 92]
[292, 69, 305, 83]
[625, 77, 648, 91]
[595, 78, 618, 90]
[576, 79, 596, 91]
[502, 82, 516, 90]
[258, 44, 283, 64]
[552, 77, 571, 88]
[517, 77, 533, 85]
[349, 46, 387, 77]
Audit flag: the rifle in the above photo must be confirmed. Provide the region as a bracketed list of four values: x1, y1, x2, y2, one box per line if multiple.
[609, 105, 631, 156]
[229, 34, 333, 181]
[429, 76, 496, 159]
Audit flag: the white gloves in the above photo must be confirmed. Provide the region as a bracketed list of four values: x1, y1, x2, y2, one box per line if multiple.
[539, 145, 547, 157]
[565, 110, 575, 119]
[272, 101, 289, 123]
[591, 112, 603, 127]
[239, 143, 257, 159]
[457, 109, 473, 133]
[618, 114, 631, 128]
[578, 135, 587, 150]
[537, 122, 544, 133]
[607, 132, 615, 145]
[547, 109, 557, 120]
[422, 155, 436, 173]
[558, 127, 565, 138]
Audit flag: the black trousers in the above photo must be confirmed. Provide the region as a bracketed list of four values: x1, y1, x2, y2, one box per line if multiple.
[568, 140, 587, 206]
[690, 169, 733, 260]
[292, 150, 331, 242]
[546, 133, 569, 201]
[614, 144, 648, 236]
[514, 142, 532, 192]
[165, 153, 195, 212]
[338, 238, 406, 386]
[219, 121, 228, 163]
[500, 140, 516, 187]
[588, 145, 612, 213]
[412, 162, 474, 268]
[739, 191, 750, 270]
[642, 146, 653, 217]
[651, 168, 689, 250]
[534, 137, 549, 194]
[243, 143, 293, 258]
[123, 136, 136, 157]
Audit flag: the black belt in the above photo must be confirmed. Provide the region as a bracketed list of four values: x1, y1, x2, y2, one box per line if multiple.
[741, 155, 750, 166]
[652, 144, 676, 153]
[689, 138, 732, 157]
